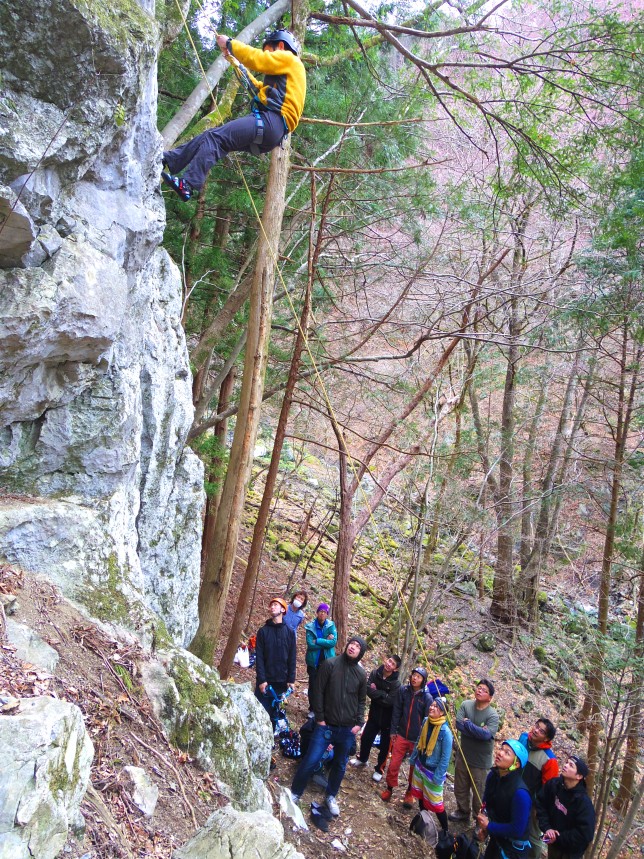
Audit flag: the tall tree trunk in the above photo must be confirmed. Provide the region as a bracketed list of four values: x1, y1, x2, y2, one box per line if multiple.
[490, 211, 530, 626]
[604, 773, 644, 859]
[218, 172, 327, 679]
[613, 540, 644, 812]
[188, 141, 292, 664]
[200, 369, 235, 577]
[519, 369, 549, 574]
[331, 430, 357, 650]
[490, 294, 518, 625]
[521, 351, 581, 621]
[586, 329, 642, 793]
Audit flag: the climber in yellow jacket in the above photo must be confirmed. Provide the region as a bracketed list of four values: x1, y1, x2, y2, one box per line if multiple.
[162, 29, 306, 201]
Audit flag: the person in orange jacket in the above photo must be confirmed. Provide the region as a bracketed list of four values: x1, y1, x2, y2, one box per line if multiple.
[162, 29, 306, 200]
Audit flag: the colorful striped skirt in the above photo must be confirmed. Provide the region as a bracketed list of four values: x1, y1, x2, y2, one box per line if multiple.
[410, 761, 445, 812]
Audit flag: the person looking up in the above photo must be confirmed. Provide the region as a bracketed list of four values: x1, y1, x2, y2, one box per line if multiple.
[284, 589, 307, 637]
[304, 603, 337, 711]
[476, 739, 532, 859]
[291, 636, 368, 817]
[254, 597, 296, 727]
[450, 678, 499, 822]
[519, 717, 559, 856]
[536, 756, 595, 859]
[380, 666, 432, 807]
[410, 696, 453, 833]
[350, 653, 401, 781]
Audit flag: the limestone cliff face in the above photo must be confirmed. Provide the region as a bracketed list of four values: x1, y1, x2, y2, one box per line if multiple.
[0, 0, 202, 646]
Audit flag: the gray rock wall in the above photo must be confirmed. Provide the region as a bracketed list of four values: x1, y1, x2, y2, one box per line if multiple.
[0, 0, 203, 646]
[0, 696, 94, 859]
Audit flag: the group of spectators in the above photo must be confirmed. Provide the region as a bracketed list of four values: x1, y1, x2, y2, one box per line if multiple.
[251, 593, 595, 859]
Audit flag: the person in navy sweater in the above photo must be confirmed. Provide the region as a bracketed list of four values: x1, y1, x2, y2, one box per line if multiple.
[254, 598, 296, 727]
[476, 739, 532, 859]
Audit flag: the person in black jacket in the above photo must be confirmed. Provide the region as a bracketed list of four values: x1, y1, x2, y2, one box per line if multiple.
[476, 739, 532, 859]
[535, 756, 595, 859]
[380, 666, 432, 806]
[254, 598, 296, 727]
[291, 636, 367, 817]
[350, 654, 401, 781]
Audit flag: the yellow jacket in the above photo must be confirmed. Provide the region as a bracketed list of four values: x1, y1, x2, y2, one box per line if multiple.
[230, 40, 306, 133]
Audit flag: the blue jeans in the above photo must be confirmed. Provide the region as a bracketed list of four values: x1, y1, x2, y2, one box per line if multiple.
[291, 723, 355, 798]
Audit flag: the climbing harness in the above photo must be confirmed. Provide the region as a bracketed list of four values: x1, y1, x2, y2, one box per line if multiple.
[267, 684, 293, 736]
[249, 104, 264, 156]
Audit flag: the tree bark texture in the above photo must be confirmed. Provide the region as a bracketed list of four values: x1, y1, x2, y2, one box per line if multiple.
[218, 206, 318, 678]
[200, 369, 235, 578]
[586, 329, 642, 794]
[613, 541, 644, 813]
[189, 141, 291, 664]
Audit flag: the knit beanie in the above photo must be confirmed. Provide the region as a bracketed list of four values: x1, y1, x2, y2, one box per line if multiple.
[345, 635, 367, 662]
[570, 756, 589, 778]
[432, 696, 447, 714]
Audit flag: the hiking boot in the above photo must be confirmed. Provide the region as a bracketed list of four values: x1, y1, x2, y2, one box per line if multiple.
[372, 768, 383, 782]
[448, 810, 469, 821]
[291, 793, 301, 805]
[161, 172, 193, 201]
[325, 795, 340, 816]
[349, 758, 367, 767]
[380, 787, 393, 802]
[403, 789, 415, 808]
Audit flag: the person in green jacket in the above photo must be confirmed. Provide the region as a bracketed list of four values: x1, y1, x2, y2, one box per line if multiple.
[304, 603, 337, 711]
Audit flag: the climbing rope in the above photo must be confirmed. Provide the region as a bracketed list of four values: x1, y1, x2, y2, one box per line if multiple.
[173, 0, 490, 811]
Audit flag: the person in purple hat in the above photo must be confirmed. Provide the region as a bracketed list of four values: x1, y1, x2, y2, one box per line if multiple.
[304, 603, 337, 711]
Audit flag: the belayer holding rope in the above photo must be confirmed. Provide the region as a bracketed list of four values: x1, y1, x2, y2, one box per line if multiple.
[162, 29, 306, 201]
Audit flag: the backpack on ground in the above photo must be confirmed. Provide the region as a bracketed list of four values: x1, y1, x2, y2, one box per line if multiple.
[279, 729, 302, 759]
[435, 829, 458, 859]
[453, 833, 482, 859]
[409, 809, 439, 848]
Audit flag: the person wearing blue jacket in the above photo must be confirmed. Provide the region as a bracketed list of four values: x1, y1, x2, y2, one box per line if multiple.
[410, 697, 453, 832]
[284, 589, 308, 637]
[476, 739, 532, 859]
[304, 603, 337, 709]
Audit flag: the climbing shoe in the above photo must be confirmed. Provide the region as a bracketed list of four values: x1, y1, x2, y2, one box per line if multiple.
[161, 172, 193, 201]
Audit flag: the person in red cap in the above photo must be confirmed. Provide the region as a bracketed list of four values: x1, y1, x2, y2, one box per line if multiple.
[254, 597, 296, 726]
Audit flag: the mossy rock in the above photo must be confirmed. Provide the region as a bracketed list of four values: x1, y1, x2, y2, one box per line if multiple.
[455, 580, 477, 597]
[521, 699, 535, 713]
[543, 680, 578, 709]
[436, 655, 457, 673]
[475, 633, 496, 653]
[276, 541, 301, 562]
[533, 646, 549, 665]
